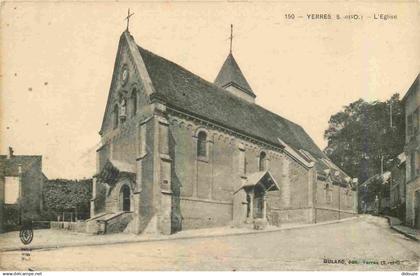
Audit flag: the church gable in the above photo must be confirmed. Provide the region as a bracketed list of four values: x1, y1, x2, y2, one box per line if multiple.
[99, 31, 155, 135]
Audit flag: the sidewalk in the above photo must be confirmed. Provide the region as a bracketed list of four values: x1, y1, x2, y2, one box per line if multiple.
[0, 216, 358, 252]
[385, 216, 420, 241]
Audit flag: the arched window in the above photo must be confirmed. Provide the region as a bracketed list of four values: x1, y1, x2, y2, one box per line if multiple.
[113, 104, 119, 129]
[197, 131, 207, 157]
[259, 151, 267, 171]
[131, 89, 137, 117]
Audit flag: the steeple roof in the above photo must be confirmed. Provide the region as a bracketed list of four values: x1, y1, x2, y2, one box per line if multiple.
[214, 53, 255, 97]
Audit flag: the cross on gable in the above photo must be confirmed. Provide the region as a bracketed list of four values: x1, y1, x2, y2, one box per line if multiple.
[125, 8, 135, 32]
[229, 24, 233, 53]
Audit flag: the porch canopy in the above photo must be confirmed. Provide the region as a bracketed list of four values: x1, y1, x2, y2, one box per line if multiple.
[236, 171, 280, 193]
[97, 159, 136, 185]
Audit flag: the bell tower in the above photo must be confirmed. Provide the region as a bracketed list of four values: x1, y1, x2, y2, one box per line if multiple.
[214, 25, 256, 103]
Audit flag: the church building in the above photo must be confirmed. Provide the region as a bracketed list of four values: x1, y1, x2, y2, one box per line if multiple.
[89, 28, 358, 235]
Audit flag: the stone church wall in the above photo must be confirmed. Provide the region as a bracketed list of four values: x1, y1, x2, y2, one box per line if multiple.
[112, 127, 137, 164]
[211, 137, 236, 201]
[137, 120, 157, 233]
[169, 117, 238, 230]
[289, 161, 310, 208]
[168, 113, 316, 229]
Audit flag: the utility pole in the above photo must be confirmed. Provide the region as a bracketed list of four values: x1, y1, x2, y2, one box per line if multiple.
[378, 155, 384, 215]
[381, 155, 384, 175]
[390, 102, 393, 128]
[338, 185, 341, 220]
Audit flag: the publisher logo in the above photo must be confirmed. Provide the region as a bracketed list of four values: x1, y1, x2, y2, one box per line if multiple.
[19, 224, 34, 245]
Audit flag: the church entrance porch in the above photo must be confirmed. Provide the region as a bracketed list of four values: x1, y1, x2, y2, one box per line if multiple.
[235, 171, 280, 230]
[86, 159, 137, 234]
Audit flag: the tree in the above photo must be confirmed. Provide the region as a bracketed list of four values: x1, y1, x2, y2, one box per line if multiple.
[324, 93, 404, 184]
[42, 179, 92, 220]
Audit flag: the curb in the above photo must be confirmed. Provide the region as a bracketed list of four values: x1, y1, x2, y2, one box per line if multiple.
[1, 216, 359, 252]
[390, 226, 419, 241]
[384, 216, 419, 242]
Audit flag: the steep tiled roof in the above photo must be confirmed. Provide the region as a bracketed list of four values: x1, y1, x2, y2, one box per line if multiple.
[214, 53, 255, 97]
[137, 46, 328, 162]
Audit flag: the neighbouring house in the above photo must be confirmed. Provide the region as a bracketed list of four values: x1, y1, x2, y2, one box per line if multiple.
[402, 73, 420, 229]
[359, 172, 392, 215]
[87, 29, 357, 235]
[0, 147, 46, 232]
[389, 153, 406, 221]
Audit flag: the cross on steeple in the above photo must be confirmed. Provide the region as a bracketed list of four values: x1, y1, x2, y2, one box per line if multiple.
[125, 8, 135, 32]
[229, 24, 233, 54]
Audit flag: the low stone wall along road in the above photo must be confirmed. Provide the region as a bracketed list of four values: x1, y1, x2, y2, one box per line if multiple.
[0, 216, 419, 271]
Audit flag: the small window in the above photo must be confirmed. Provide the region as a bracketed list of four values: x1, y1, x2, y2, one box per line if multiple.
[345, 190, 351, 206]
[113, 104, 119, 129]
[131, 90, 137, 117]
[410, 151, 416, 180]
[197, 131, 207, 157]
[325, 183, 332, 204]
[414, 108, 419, 134]
[407, 114, 413, 137]
[259, 152, 267, 171]
[417, 151, 420, 176]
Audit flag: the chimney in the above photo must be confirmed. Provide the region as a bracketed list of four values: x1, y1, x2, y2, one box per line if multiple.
[7, 146, 14, 159]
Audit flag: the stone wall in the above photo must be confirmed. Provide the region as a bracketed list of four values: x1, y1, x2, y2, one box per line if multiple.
[405, 178, 420, 227]
[315, 208, 357, 222]
[314, 179, 356, 222]
[51, 221, 87, 233]
[105, 212, 134, 234]
[267, 208, 311, 225]
[112, 127, 137, 164]
[0, 155, 45, 232]
[179, 198, 233, 230]
[21, 159, 44, 221]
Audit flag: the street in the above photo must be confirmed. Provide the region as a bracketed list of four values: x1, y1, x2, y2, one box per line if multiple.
[1, 215, 419, 271]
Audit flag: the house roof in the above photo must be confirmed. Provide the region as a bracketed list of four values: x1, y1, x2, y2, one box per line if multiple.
[214, 53, 255, 97]
[402, 73, 419, 103]
[0, 155, 42, 176]
[138, 46, 328, 163]
[361, 171, 392, 187]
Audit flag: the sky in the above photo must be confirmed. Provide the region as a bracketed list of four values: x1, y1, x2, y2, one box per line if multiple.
[1, 1, 419, 179]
